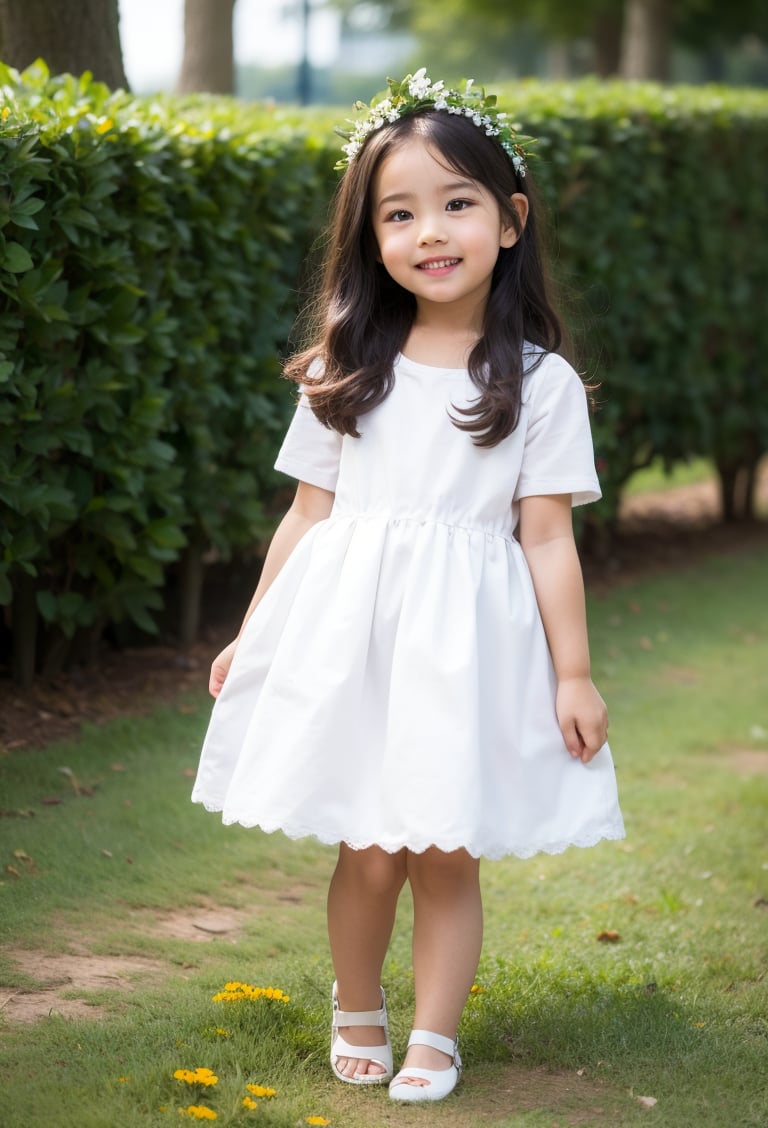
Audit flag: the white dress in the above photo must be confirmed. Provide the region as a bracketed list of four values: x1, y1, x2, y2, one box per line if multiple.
[192, 351, 625, 859]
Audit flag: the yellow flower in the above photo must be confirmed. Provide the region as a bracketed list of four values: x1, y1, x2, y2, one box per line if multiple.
[246, 1084, 277, 1098]
[305, 1118, 331, 1126]
[212, 981, 290, 1003]
[118, 1076, 131, 1082]
[193, 1068, 218, 1087]
[470, 984, 486, 994]
[178, 1107, 217, 1120]
[215, 1028, 229, 1037]
[242, 1096, 258, 1110]
[173, 1067, 218, 1087]
[95, 117, 114, 134]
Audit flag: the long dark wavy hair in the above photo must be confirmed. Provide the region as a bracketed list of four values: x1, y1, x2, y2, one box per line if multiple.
[285, 109, 568, 447]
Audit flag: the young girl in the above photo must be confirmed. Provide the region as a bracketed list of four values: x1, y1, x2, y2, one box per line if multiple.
[192, 69, 624, 1103]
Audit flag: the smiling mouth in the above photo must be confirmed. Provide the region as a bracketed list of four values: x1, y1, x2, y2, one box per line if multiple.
[417, 258, 460, 270]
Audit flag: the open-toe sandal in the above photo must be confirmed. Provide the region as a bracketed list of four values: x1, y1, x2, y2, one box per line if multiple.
[330, 981, 393, 1085]
[388, 1029, 461, 1102]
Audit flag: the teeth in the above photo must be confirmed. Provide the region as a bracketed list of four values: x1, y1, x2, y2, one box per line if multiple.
[419, 258, 459, 269]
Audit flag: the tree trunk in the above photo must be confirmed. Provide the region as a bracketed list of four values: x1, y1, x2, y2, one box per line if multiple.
[0, 0, 128, 89]
[11, 573, 38, 687]
[619, 0, 671, 81]
[547, 42, 571, 80]
[176, 0, 236, 95]
[177, 542, 206, 649]
[591, 11, 623, 77]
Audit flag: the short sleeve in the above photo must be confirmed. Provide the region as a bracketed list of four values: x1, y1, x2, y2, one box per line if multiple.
[274, 393, 343, 493]
[514, 355, 601, 507]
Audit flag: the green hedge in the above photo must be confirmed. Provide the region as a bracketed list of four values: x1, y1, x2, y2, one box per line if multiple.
[495, 80, 768, 526]
[0, 63, 336, 682]
[2, 66, 767, 682]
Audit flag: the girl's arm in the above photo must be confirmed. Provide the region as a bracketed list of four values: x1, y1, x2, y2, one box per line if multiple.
[518, 493, 608, 763]
[209, 480, 335, 697]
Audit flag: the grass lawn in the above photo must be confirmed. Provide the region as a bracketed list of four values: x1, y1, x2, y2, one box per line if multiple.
[1, 540, 767, 1127]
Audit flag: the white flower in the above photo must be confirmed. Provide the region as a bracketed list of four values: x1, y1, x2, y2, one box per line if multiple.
[407, 68, 432, 98]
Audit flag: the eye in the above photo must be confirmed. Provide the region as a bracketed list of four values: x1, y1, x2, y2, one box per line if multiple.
[385, 208, 412, 222]
[446, 198, 472, 212]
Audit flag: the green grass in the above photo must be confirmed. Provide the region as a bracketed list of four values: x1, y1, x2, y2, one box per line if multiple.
[1, 541, 768, 1127]
[622, 456, 715, 496]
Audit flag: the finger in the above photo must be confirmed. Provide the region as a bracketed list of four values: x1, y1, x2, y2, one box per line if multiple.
[560, 718, 584, 758]
[577, 722, 607, 762]
[209, 666, 226, 698]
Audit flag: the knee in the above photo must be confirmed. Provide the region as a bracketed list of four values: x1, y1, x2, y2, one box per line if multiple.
[407, 847, 480, 897]
[337, 844, 408, 897]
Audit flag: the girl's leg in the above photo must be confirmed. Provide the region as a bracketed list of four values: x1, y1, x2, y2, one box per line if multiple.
[327, 843, 408, 1079]
[399, 847, 483, 1084]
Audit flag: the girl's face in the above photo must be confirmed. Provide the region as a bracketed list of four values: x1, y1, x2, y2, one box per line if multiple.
[371, 135, 527, 322]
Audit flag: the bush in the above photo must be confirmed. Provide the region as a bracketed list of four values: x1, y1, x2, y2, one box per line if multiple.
[0, 62, 336, 682]
[492, 80, 768, 527]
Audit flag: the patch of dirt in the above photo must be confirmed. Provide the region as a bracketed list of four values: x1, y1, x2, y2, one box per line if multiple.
[1, 949, 166, 1025]
[147, 904, 251, 942]
[337, 1063, 626, 1126]
[724, 748, 768, 775]
[0, 900, 260, 1025]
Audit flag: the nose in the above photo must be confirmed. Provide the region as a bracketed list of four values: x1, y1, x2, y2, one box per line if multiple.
[417, 214, 447, 246]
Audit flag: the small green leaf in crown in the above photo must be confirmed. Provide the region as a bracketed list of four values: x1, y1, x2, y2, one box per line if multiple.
[334, 68, 532, 176]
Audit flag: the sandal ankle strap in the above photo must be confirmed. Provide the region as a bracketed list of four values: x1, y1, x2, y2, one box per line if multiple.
[407, 1029, 458, 1059]
[332, 982, 388, 1027]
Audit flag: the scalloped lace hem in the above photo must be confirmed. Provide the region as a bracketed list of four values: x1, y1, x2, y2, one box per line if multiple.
[192, 797, 625, 861]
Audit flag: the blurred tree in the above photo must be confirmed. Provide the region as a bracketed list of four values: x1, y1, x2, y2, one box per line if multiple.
[330, 0, 767, 80]
[0, 0, 128, 88]
[176, 0, 238, 94]
[620, 0, 670, 79]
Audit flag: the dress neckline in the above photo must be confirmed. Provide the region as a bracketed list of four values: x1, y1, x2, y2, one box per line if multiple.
[396, 353, 468, 376]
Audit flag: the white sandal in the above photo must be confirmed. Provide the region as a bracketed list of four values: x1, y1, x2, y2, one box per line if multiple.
[330, 981, 393, 1085]
[388, 1029, 462, 1102]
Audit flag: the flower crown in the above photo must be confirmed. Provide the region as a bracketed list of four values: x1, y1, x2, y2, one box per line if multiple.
[335, 68, 531, 176]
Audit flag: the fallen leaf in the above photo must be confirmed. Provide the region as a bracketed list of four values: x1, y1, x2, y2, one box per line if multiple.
[101, 849, 113, 858]
[597, 929, 621, 943]
[40, 796, 63, 806]
[754, 897, 768, 910]
[6, 865, 20, 877]
[638, 637, 653, 651]
[637, 1095, 658, 1109]
[111, 763, 127, 772]
[182, 768, 196, 778]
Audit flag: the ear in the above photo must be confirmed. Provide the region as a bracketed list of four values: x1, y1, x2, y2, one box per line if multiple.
[500, 191, 529, 249]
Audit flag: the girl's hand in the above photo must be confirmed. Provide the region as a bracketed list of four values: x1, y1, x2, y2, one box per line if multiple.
[556, 677, 608, 764]
[209, 639, 238, 698]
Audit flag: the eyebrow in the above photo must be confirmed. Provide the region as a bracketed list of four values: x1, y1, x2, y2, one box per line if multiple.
[376, 180, 477, 209]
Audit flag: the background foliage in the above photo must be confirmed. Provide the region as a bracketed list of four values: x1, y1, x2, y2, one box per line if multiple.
[1, 63, 767, 681]
[0, 62, 334, 682]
